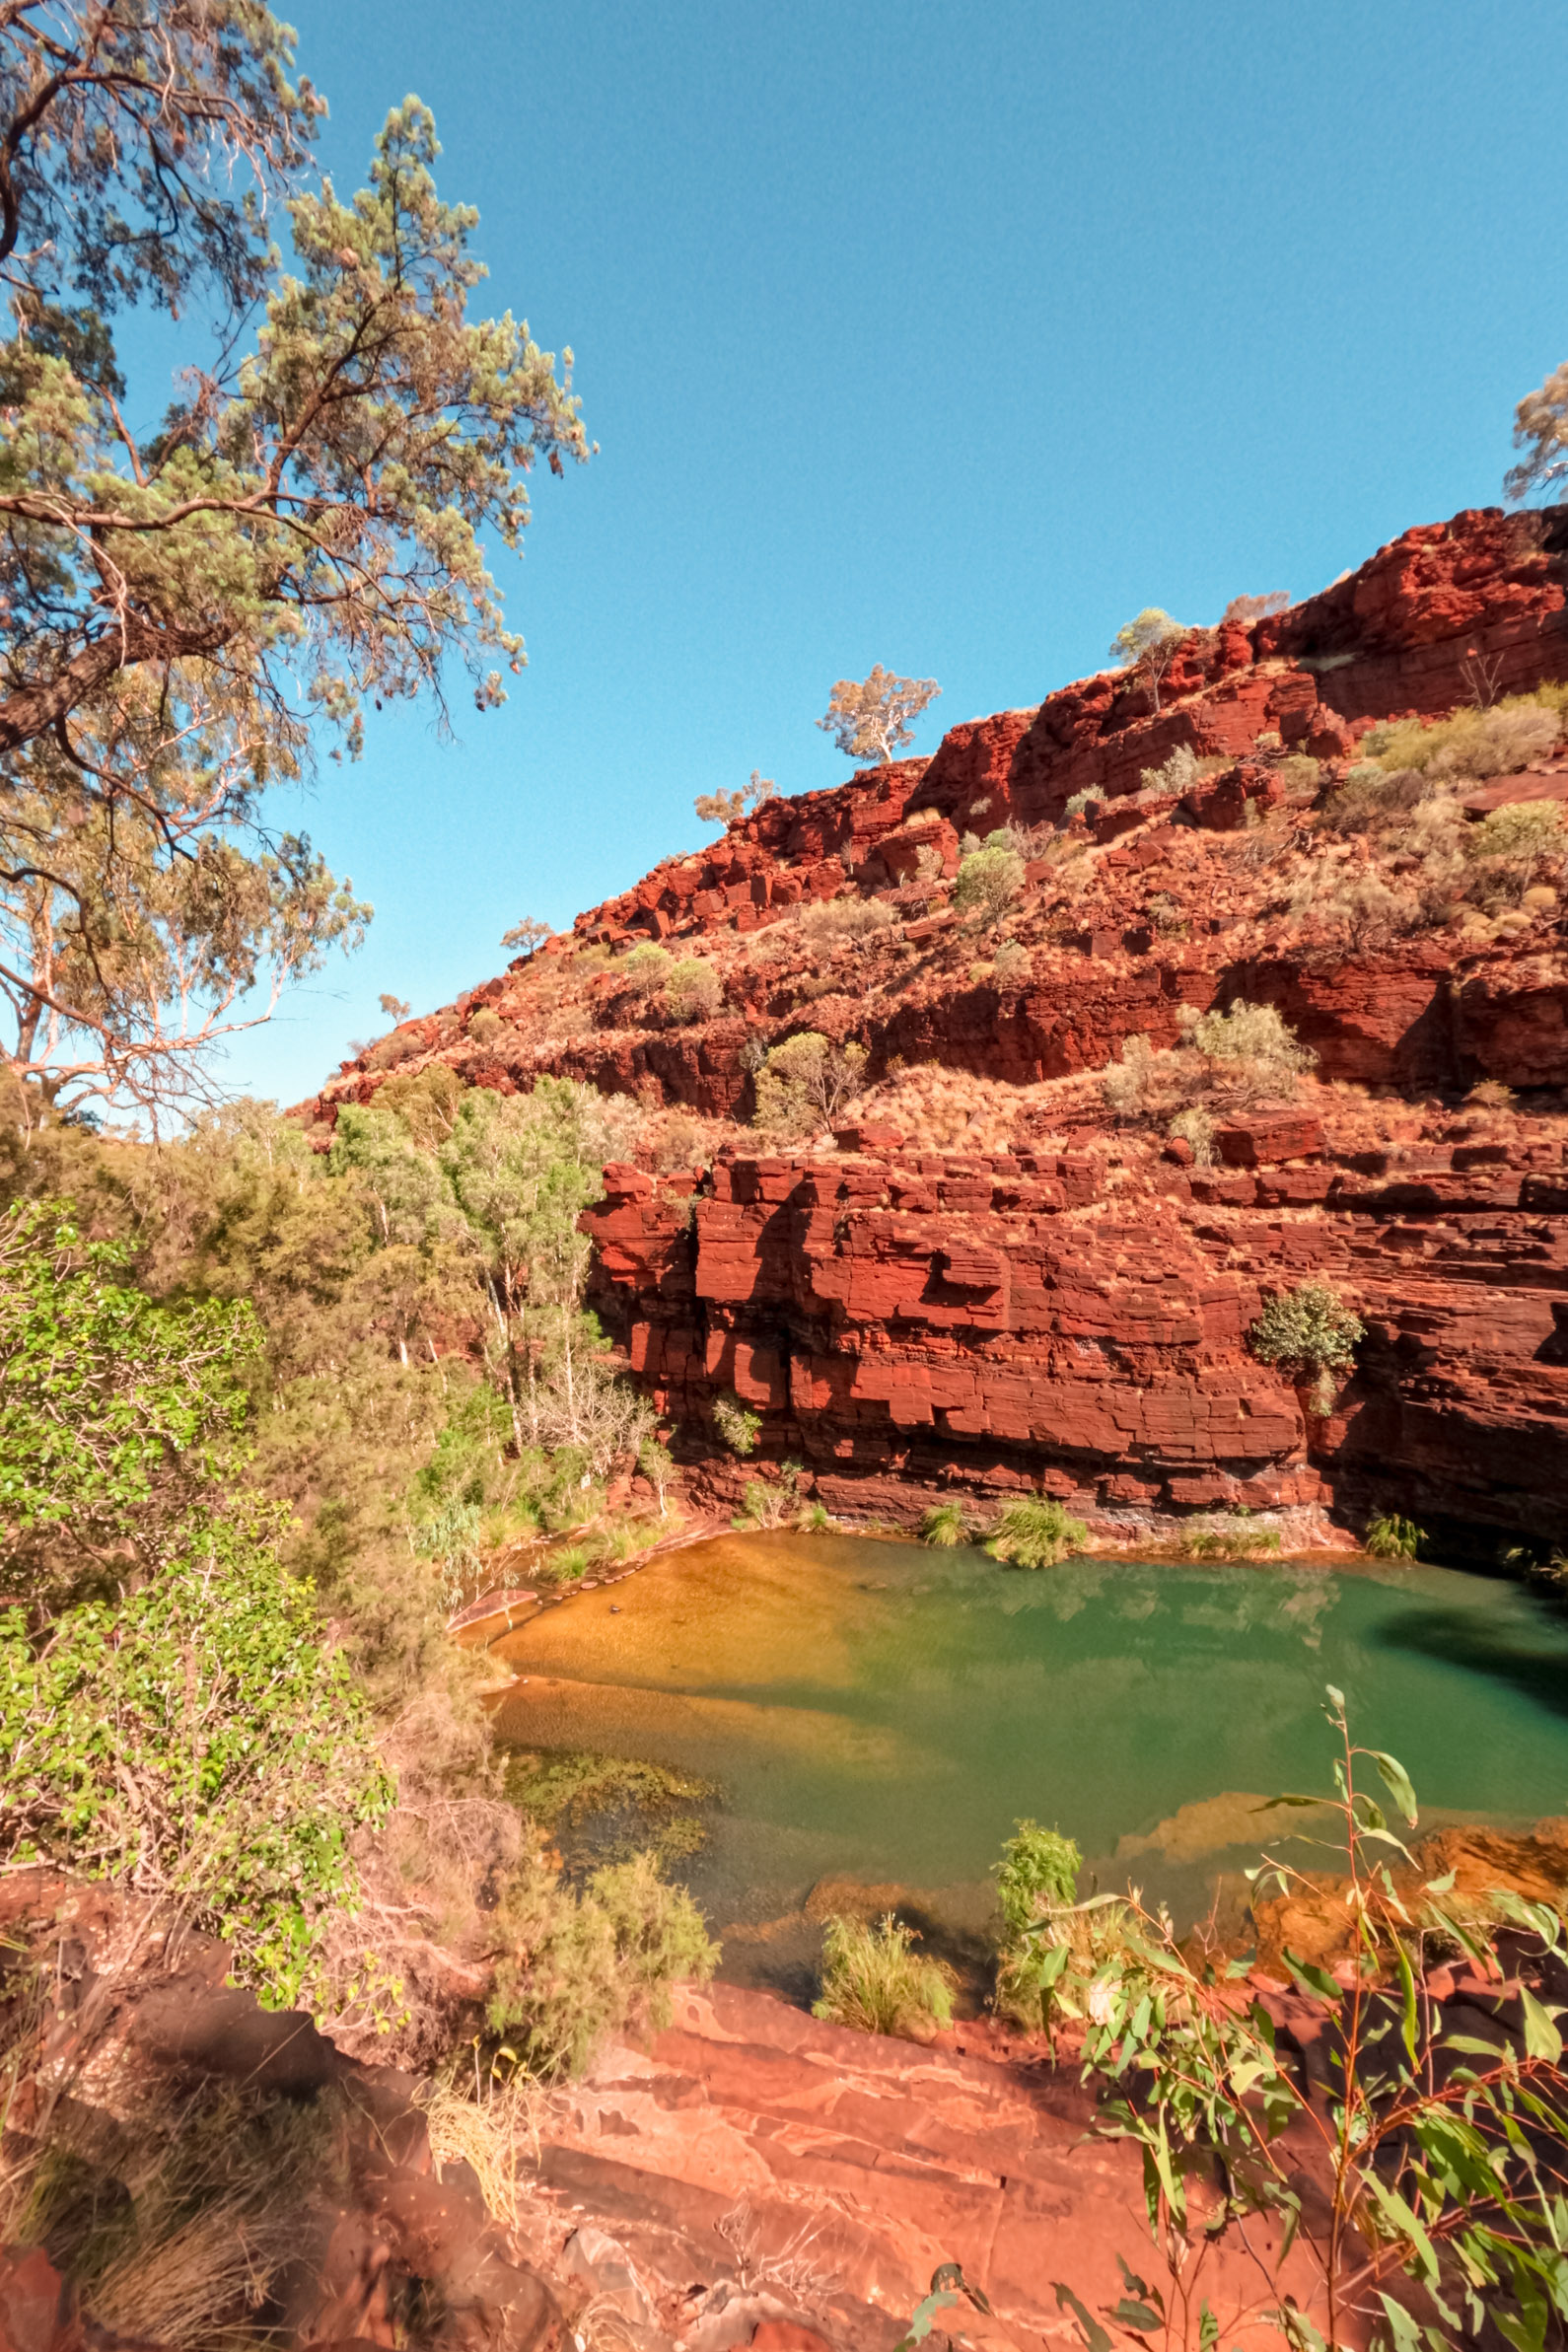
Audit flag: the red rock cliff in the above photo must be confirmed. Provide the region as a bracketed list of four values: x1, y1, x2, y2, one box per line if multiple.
[307, 501, 1568, 1552]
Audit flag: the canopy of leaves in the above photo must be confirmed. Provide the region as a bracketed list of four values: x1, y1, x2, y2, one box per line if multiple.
[0, 12, 590, 1116]
[752, 1029, 867, 1136]
[693, 768, 775, 829]
[1507, 358, 1568, 500]
[817, 667, 940, 765]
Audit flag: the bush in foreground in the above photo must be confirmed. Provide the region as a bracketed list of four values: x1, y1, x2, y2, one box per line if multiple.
[486, 1848, 718, 2079]
[921, 1500, 972, 1548]
[0, 1523, 393, 2009]
[812, 1913, 955, 2040]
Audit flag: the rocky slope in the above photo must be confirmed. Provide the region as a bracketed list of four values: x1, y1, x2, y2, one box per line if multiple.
[304, 501, 1568, 1552]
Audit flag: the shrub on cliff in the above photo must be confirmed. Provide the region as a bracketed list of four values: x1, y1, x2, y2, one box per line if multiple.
[985, 1496, 1088, 1569]
[713, 1392, 761, 1455]
[662, 958, 723, 1023]
[1179, 998, 1316, 1087]
[751, 1031, 868, 1136]
[817, 669, 941, 765]
[813, 1913, 956, 2040]
[1361, 696, 1563, 784]
[1249, 1278, 1364, 1414]
[953, 842, 1025, 924]
[620, 943, 674, 991]
[800, 896, 895, 950]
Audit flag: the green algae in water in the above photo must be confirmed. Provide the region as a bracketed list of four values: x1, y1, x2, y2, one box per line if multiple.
[487, 1532, 1568, 1942]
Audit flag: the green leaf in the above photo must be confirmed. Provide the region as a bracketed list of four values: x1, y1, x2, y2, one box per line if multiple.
[1370, 1749, 1419, 1825]
[1115, 2255, 1157, 2307]
[1054, 2284, 1112, 2352]
[1110, 2300, 1163, 2332]
[1282, 1949, 1342, 2003]
[893, 2288, 961, 2348]
[1394, 1939, 1419, 2070]
[1376, 2290, 1424, 2352]
[1520, 1986, 1564, 2064]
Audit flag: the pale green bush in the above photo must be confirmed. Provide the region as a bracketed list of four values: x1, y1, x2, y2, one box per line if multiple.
[663, 958, 723, 1023]
[486, 1847, 718, 2079]
[1167, 1105, 1215, 1164]
[712, 1392, 761, 1456]
[621, 943, 674, 990]
[953, 843, 1024, 923]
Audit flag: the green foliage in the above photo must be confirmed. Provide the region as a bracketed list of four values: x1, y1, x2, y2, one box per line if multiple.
[1361, 697, 1562, 783]
[620, 944, 674, 990]
[812, 1913, 956, 2040]
[637, 1435, 676, 1512]
[992, 939, 1032, 985]
[1108, 609, 1186, 712]
[994, 1821, 1085, 2034]
[694, 770, 775, 828]
[1059, 1692, 1568, 2352]
[0, 1199, 261, 1603]
[662, 958, 723, 1023]
[1180, 998, 1317, 1080]
[0, 1519, 393, 2007]
[732, 1461, 805, 1531]
[1249, 1279, 1365, 1396]
[921, 1499, 973, 1548]
[486, 1847, 718, 2078]
[0, 52, 589, 1117]
[1469, 799, 1564, 859]
[985, 1496, 1088, 1569]
[713, 1391, 762, 1457]
[751, 1030, 868, 1136]
[997, 1821, 1082, 1937]
[1365, 1512, 1424, 1562]
[953, 843, 1025, 923]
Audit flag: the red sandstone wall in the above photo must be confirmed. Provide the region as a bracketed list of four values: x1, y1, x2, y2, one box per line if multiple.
[584, 1127, 1568, 1550]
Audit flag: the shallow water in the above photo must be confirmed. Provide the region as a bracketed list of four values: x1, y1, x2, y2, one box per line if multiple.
[487, 1533, 1568, 1961]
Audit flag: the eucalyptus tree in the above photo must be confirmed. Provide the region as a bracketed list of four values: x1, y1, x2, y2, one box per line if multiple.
[0, 6, 591, 1122]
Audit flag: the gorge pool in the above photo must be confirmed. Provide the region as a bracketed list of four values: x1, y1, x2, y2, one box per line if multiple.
[485, 1533, 1568, 1981]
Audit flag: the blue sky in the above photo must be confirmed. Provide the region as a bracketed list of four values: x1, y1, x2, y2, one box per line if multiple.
[205, 0, 1568, 1105]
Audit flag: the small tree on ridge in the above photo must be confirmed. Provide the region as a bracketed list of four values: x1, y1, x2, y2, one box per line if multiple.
[817, 668, 941, 765]
[1109, 608, 1186, 714]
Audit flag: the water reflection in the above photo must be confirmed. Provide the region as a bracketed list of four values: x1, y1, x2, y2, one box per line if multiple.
[488, 1532, 1568, 1946]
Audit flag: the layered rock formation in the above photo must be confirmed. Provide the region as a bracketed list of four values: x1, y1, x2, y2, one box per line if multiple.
[305, 501, 1568, 1551]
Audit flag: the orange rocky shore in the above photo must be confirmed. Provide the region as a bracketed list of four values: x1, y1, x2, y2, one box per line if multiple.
[303, 501, 1568, 1553]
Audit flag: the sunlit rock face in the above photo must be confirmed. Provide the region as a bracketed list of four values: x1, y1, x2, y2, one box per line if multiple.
[305, 501, 1568, 1547]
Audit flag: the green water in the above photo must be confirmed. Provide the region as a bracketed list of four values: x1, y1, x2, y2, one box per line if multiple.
[487, 1533, 1568, 1962]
